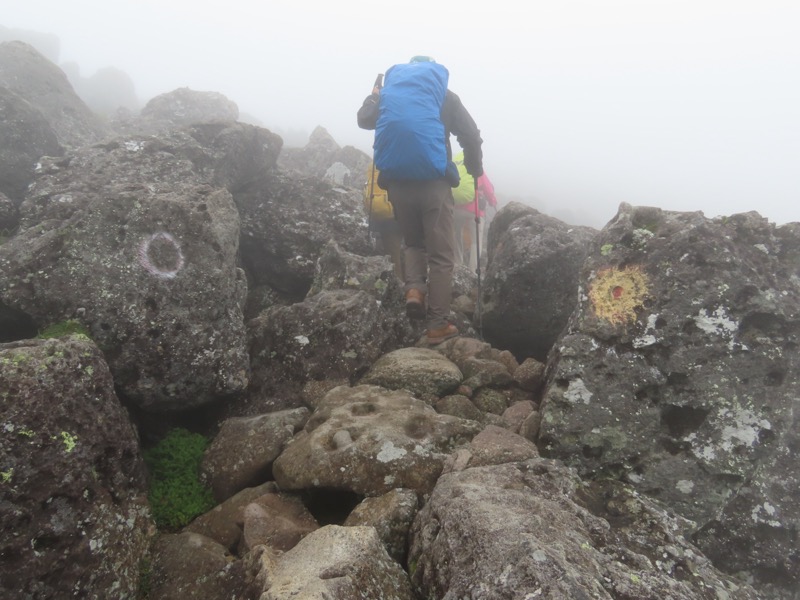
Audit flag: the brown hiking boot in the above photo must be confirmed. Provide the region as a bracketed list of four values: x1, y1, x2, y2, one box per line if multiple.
[426, 323, 460, 345]
[405, 288, 426, 320]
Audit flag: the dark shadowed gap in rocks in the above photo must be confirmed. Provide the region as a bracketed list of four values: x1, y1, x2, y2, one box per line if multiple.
[660, 404, 710, 439]
[659, 404, 710, 456]
[126, 397, 232, 449]
[0, 302, 37, 342]
[300, 489, 364, 526]
[238, 239, 313, 305]
[693, 519, 797, 591]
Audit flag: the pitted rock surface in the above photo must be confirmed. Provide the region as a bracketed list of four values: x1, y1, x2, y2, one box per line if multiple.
[272, 385, 482, 496]
[409, 458, 761, 600]
[0, 336, 153, 599]
[482, 201, 597, 361]
[539, 204, 800, 594]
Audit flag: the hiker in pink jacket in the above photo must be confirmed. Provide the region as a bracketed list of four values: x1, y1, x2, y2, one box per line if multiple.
[452, 151, 497, 272]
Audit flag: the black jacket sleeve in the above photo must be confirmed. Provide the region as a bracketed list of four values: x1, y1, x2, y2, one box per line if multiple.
[357, 93, 380, 130]
[442, 90, 483, 178]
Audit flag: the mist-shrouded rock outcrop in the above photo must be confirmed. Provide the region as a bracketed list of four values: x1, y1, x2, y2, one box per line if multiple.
[0, 86, 63, 204]
[0, 41, 109, 150]
[0, 25, 60, 63]
[61, 63, 140, 117]
[0, 335, 153, 600]
[482, 201, 598, 361]
[278, 125, 371, 188]
[115, 87, 240, 136]
[539, 203, 800, 594]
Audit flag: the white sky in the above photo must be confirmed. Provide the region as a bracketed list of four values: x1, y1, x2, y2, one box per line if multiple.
[3, 0, 799, 227]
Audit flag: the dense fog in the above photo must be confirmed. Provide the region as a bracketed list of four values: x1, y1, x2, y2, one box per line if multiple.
[2, 0, 798, 228]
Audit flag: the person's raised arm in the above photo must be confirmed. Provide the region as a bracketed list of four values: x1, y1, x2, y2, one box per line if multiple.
[443, 90, 483, 178]
[357, 73, 383, 130]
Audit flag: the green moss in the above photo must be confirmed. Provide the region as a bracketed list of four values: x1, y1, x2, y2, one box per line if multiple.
[37, 319, 91, 339]
[143, 428, 215, 531]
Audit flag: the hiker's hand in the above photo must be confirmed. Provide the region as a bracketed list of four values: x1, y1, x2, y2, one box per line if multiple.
[371, 87, 381, 95]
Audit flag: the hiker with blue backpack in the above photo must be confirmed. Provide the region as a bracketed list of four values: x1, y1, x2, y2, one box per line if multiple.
[357, 56, 484, 345]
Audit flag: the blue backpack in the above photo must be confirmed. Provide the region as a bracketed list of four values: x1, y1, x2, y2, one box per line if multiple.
[374, 61, 449, 181]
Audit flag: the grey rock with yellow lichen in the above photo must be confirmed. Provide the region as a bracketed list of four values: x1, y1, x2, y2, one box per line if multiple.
[540, 203, 800, 595]
[0, 335, 153, 599]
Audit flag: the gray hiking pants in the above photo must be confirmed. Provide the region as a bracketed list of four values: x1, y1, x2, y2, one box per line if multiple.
[388, 178, 455, 330]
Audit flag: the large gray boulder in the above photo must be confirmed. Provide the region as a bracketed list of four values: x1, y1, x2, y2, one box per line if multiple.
[0, 40, 109, 149]
[409, 458, 761, 599]
[539, 203, 800, 595]
[482, 201, 597, 361]
[0, 336, 153, 599]
[0, 126, 262, 411]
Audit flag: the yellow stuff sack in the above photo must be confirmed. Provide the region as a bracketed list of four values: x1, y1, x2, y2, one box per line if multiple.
[363, 161, 394, 220]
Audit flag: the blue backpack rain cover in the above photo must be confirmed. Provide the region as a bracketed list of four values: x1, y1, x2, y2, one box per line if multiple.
[374, 61, 449, 180]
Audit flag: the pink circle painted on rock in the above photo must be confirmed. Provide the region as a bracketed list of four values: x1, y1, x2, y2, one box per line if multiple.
[138, 232, 185, 279]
